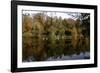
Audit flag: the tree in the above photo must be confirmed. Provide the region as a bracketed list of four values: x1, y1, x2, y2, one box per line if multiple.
[80, 13, 90, 36]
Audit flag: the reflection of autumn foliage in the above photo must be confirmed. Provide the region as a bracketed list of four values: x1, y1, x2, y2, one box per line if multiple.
[22, 12, 90, 61]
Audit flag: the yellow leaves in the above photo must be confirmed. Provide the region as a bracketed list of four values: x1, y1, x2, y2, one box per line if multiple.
[23, 15, 33, 32]
[71, 26, 78, 49]
[23, 31, 33, 37]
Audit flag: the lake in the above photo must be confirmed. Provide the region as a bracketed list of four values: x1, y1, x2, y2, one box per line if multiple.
[22, 36, 90, 62]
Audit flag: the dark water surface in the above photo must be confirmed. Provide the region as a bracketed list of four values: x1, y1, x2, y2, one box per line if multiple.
[22, 36, 90, 62]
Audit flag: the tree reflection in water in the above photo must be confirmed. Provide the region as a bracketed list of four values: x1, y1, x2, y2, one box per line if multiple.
[22, 35, 90, 62]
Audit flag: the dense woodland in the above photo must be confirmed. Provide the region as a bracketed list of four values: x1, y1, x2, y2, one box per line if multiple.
[22, 12, 90, 61]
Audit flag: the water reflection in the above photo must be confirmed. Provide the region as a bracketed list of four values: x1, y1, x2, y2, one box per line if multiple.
[22, 36, 90, 62]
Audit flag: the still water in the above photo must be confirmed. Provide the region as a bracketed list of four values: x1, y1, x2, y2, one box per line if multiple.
[22, 36, 90, 62]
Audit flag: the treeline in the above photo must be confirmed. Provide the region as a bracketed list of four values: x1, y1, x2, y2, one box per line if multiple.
[22, 13, 88, 37]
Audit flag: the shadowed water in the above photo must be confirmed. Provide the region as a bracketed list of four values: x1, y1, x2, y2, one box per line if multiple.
[22, 36, 90, 62]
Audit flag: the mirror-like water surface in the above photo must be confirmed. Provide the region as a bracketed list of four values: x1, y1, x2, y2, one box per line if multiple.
[22, 36, 90, 62]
